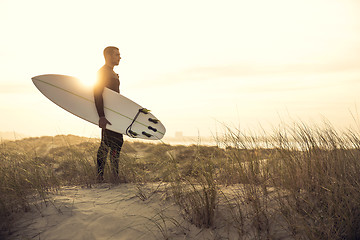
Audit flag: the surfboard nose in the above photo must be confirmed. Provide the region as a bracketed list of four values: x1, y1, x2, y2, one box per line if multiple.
[32, 75, 46, 84]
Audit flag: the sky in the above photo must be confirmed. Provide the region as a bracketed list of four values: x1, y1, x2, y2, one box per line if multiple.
[1, 0, 360, 141]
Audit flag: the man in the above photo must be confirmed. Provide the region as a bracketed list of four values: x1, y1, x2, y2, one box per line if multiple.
[94, 46, 123, 183]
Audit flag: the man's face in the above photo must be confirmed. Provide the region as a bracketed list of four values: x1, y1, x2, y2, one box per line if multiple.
[111, 50, 121, 66]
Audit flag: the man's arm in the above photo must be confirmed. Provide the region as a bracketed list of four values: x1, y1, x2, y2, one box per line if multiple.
[94, 73, 111, 128]
[94, 86, 105, 118]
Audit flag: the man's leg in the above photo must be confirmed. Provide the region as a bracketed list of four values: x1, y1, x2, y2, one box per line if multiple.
[110, 148, 120, 182]
[109, 134, 124, 183]
[97, 130, 109, 182]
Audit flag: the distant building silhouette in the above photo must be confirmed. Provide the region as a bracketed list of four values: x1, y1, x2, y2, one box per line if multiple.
[175, 131, 183, 139]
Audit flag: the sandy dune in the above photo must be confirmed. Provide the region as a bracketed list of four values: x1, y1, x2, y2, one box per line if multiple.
[7, 183, 218, 240]
[5, 182, 293, 240]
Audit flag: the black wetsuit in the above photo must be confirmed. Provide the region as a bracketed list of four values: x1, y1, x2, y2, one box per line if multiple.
[94, 65, 124, 180]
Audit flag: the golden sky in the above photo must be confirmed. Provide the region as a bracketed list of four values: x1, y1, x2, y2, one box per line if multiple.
[1, 0, 360, 138]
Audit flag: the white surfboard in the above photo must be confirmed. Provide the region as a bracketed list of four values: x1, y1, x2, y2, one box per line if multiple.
[32, 74, 166, 140]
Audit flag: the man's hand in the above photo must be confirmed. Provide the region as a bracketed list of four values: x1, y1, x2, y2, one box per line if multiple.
[99, 116, 112, 129]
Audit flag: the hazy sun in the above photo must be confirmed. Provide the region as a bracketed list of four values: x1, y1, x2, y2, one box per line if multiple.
[76, 72, 97, 87]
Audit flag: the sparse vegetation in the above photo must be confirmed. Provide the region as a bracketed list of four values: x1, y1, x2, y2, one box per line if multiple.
[1, 121, 360, 239]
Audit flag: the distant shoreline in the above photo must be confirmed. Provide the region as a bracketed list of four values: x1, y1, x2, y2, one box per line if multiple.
[0, 131, 218, 146]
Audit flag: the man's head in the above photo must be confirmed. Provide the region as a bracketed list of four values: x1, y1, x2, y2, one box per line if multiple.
[104, 46, 121, 67]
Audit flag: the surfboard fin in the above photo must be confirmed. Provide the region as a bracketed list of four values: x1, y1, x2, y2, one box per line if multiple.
[148, 126, 157, 132]
[148, 118, 159, 124]
[128, 130, 138, 137]
[142, 131, 152, 138]
[139, 108, 151, 114]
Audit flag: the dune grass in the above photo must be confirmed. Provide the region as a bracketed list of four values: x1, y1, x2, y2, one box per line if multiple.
[215, 122, 360, 239]
[1, 121, 360, 239]
[0, 141, 60, 232]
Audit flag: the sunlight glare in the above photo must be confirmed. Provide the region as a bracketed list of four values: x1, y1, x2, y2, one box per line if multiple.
[79, 76, 96, 87]
[76, 72, 97, 88]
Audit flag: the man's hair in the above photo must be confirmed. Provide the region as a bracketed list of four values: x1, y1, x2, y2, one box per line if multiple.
[103, 46, 119, 59]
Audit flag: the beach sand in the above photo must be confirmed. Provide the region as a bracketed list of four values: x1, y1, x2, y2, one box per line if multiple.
[5, 183, 292, 240]
[5, 183, 222, 240]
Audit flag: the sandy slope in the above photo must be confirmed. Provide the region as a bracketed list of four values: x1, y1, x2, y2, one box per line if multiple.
[6, 183, 291, 240]
[7, 184, 173, 240]
[6, 183, 220, 240]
